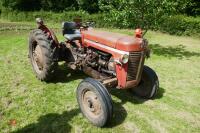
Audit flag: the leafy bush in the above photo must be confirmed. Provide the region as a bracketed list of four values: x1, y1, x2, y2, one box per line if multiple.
[158, 15, 200, 36]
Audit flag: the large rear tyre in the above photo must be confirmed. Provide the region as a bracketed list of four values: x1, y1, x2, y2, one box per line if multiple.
[76, 78, 113, 127]
[131, 66, 159, 99]
[29, 29, 57, 81]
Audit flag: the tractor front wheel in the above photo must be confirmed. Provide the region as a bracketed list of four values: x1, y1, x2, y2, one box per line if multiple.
[76, 78, 113, 127]
[131, 66, 159, 99]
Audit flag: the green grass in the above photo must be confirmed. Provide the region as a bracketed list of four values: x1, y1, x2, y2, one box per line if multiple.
[0, 21, 200, 133]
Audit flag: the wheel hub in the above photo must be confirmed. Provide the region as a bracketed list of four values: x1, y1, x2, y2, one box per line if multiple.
[33, 44, 43, 71]
[83, 90, 101, 117]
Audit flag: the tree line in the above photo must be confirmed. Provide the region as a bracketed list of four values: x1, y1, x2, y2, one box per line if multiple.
[0, 0, 199, 16]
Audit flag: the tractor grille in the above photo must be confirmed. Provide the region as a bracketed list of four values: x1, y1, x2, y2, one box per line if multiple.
[127, 52, 144, 80]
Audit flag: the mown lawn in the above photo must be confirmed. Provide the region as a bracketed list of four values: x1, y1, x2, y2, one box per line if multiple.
[0, 21, 200, 133]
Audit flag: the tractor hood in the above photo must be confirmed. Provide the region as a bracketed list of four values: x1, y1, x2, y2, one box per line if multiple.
[82, 30, 143, 52]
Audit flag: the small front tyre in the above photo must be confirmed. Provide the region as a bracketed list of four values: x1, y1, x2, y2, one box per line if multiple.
[131, 66, 159, 99]
[76, 78, 113, 127]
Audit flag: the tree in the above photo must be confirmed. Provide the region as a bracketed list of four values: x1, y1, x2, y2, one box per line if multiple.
[99, 0, 177, 29]
[185, 0, 200, 16]
[2, 0, 41, 11]
[76, 0, 99, 13]
[40, 0, 78, 11]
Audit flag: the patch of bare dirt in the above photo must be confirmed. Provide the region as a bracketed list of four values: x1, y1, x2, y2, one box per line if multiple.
[123, 121, 140, 133]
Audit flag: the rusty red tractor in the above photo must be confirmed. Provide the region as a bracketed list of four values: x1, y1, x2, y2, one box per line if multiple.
[29, 18, 159, 127]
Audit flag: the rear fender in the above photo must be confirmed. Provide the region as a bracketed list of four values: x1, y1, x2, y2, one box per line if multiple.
[37, 23, 59, 47]
[49, 29, 59, 46]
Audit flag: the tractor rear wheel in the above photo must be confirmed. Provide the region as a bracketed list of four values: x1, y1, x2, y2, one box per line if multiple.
[29, 29, 57, 81]
[131, 66, 159, 99]
[76, 78, 113, 127]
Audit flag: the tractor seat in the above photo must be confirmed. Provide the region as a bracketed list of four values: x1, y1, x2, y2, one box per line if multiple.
[62, 22, 81, 41]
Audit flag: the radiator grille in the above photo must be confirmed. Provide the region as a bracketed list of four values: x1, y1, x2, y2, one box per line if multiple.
[127, 52, 143, 80]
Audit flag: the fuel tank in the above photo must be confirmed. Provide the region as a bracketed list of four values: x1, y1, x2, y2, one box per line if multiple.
[82, 30, 143, 52]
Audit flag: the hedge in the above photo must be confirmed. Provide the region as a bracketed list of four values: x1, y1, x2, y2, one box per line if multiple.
[0, 9, 107, 28]
[158, 15, 200, 36]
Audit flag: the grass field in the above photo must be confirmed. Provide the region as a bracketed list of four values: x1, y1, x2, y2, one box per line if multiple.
[0, 21, 200, 133]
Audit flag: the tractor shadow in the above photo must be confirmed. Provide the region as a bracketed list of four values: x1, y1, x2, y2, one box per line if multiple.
[47, 62, 87, 83]
[12, 103, 127, 132]
[149, 44, 200, 59]
[109, 87, 165, 105]
[13, 108, 80, 133]
[106, 87, 165, 128]
[107, 100, 128, 128]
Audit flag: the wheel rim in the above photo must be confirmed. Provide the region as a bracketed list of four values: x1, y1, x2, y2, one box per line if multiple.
[32, 43, 44, 73]
[150, 80, 159, 98]
[82, 89, 102, 118]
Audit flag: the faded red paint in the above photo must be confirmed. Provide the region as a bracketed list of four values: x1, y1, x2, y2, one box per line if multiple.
[82, 30, 143, 52]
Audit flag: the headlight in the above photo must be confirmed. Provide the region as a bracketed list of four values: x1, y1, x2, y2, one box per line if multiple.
[121, 54, 129, 64]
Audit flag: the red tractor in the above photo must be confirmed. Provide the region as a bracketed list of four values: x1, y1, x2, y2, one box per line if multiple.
[29, 18, 159, 127]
